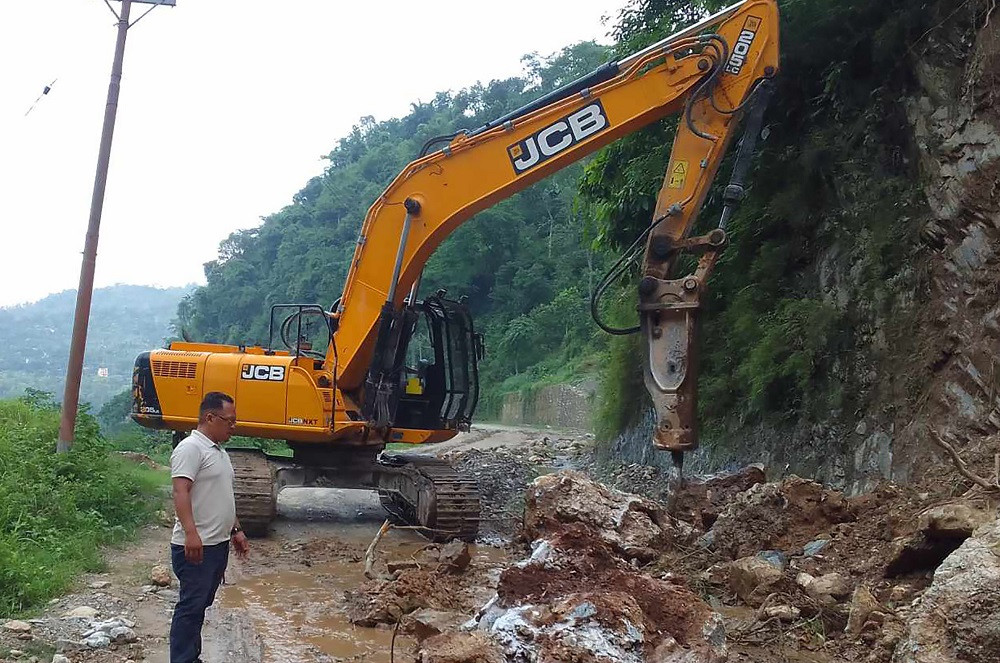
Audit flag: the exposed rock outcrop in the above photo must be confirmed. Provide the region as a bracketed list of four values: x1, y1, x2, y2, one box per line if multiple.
[893, 517, 1000, 662]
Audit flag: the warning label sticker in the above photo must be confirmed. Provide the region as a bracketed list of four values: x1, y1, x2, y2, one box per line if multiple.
[668, 160, 689, 189]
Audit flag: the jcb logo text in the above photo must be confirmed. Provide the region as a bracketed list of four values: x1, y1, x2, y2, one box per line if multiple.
[508, 101, 609, 175]
[241, 364, 286, 381]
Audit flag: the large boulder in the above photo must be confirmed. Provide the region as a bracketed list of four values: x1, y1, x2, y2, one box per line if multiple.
[150, 565, 172, 587]
[672, 465, 767, 530]
[438, 541, 472, 573]
[62, 606, 99, 619]
[728, 557, 783, 605]
[917, 503, 991, 540]
[808, 573, 853, 601]
[893, 517, 1000, 662]
[846, 585, 882, 636]
[346, 567, 464, 627]
[458, 473, 728, 662]
[523, 470, 678, 562]
[886, 501, 990, 577]
[418, 632, 505, 663]
[476, 588, 726, 663]
[404, 609, 469, 642]
[2, 620, 32, 633]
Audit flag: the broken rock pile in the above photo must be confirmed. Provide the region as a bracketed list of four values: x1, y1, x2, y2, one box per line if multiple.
[425, 471, 727, 663]
[679, 471, 999, 663]
[446, 448, 539, 538]
[345, 540, 489, 628]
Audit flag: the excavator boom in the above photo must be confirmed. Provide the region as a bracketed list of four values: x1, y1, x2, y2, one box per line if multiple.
[334, 0, 779, 459]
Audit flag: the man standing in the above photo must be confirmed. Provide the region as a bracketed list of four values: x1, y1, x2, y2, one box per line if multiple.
[169, 392, 250, 663]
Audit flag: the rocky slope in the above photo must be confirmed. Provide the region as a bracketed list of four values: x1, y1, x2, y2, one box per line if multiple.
[610, 9, 1000, 500]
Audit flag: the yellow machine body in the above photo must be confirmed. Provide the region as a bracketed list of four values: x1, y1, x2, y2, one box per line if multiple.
[134, 342, 453, 445]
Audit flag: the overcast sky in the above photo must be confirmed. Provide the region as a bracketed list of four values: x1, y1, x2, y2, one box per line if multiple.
[0, 0, 626, 308]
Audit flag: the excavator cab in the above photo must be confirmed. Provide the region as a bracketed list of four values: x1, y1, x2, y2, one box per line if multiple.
[268, 296, 483, 434]
[362, 292, 482, 433]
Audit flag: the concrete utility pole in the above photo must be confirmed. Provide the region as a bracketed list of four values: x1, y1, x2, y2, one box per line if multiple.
[58, 0, 175, 452]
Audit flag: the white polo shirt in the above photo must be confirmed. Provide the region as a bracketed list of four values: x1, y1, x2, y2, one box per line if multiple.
[170, 429, 237, 546]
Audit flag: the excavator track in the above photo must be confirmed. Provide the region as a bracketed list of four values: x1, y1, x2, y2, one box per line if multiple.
[379, 453, 480, 542]
[227, 448, 276, 537]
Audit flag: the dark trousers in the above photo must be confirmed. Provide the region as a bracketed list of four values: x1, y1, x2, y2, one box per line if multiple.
[169, 541, 229, 663]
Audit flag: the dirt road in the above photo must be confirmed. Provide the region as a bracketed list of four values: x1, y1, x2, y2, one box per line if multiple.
[194, 423, 564, 661]
[0, 424, 557, 663]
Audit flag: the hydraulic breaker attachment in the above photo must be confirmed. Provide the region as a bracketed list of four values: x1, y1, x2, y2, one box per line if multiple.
[639, 229, 727, 470]
[639, 78, 775, 471]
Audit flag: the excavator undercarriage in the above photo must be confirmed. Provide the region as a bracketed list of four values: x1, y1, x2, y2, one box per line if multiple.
[225, 447, 480, 540]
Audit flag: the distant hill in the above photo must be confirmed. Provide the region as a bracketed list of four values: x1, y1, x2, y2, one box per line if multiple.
[0, 285, 191, 408]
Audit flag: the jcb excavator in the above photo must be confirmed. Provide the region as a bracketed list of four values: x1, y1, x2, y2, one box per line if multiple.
[132, 0, 780, 540]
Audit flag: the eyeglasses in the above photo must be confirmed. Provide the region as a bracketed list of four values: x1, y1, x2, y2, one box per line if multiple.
[211, 413, 238, 426]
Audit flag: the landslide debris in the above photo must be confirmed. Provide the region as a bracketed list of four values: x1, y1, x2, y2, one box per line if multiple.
[521, 471, 685, 562]
[438, 471, 726, 663]
[32, 429, 1000, 663]
[341, 441, 999, 663]
[443, 433, 592, 539]
[706, 476, 856, 560]
[344, 539, 507, 629]
[893, 517, 1000, 663]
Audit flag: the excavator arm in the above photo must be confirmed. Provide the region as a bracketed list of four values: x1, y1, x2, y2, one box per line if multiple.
[332, 0, 780, 458]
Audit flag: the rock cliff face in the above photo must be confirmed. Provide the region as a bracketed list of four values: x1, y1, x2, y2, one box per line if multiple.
[611, 16, 1000, 493]
[895, 21, 1000, 464]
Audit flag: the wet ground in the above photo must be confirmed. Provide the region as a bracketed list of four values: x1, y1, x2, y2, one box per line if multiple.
[6, 423, 996, 663]
[199, 487, 509, 662]
[187, 424, 548, 661]
[212, 491, 414, 662]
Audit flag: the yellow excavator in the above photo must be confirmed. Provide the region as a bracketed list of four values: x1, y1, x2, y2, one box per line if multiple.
[132, 0, 780, 539]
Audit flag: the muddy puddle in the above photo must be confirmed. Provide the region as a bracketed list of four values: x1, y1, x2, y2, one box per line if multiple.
[217, 490, 506, 662]
[222, 558, 406, 661]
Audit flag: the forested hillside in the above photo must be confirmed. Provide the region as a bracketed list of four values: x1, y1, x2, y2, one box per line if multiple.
[0, 285, 189, 408]
[175, 0, 993, 483]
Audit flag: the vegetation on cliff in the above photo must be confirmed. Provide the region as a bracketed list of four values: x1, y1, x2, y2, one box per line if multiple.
[585, 0, 965, 440]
